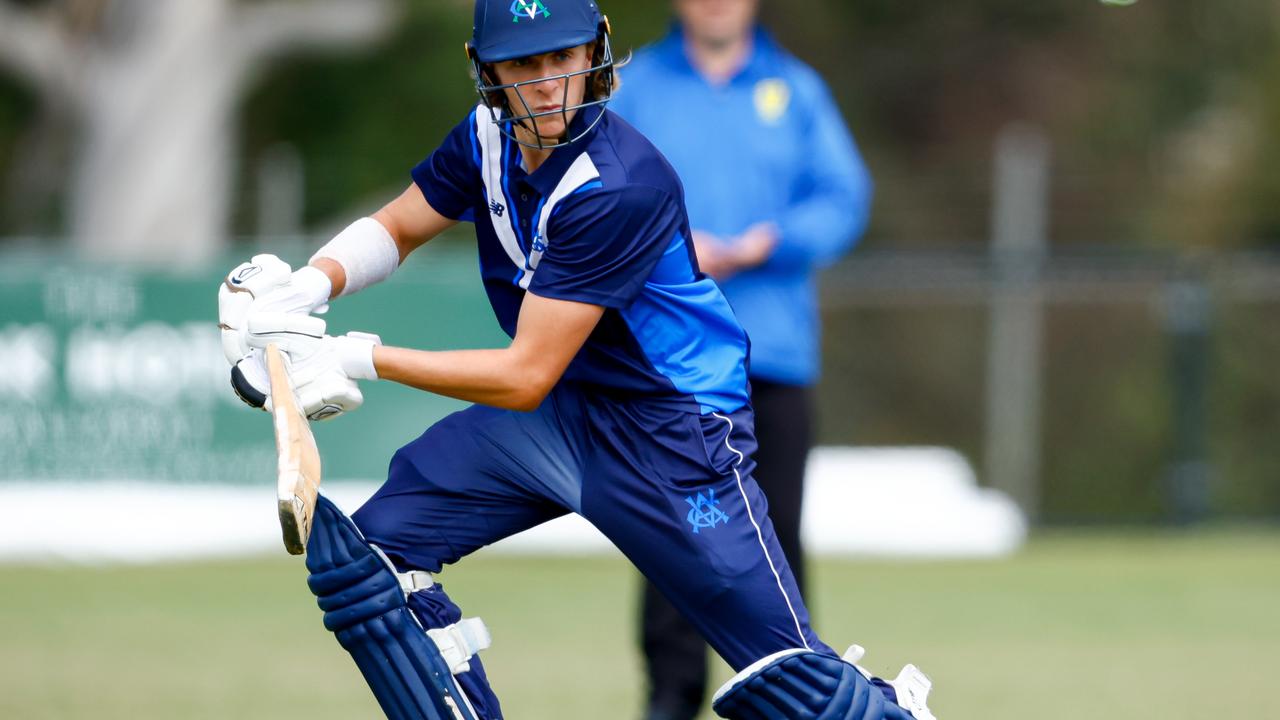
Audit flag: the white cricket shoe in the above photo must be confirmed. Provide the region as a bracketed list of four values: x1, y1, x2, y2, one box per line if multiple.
[842, 645, 939, 720]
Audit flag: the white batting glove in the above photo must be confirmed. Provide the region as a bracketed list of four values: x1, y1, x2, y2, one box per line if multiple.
[219, 254, 291, 364]
[246, 313, 381, 382]
[231, 348, 367, 421]
[218, 254, 333, 365]
[229, 350, 278, 414]
[229, 312, 380, 421]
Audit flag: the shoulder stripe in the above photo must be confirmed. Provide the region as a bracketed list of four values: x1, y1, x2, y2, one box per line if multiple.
[501, 134, 527, 253]
[475, 105, 528, 276]
[467, 108, 481, 169]
[520, 152, 601, 290]
[568, 179, 603, 197]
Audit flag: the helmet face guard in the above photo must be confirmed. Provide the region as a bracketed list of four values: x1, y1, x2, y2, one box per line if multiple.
[469, 25, 617, 150]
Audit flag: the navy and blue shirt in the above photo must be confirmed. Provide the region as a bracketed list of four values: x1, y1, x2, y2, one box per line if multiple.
[412, 105, 750, 414]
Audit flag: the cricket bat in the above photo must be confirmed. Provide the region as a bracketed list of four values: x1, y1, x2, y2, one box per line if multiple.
[265, 343, 322, 555]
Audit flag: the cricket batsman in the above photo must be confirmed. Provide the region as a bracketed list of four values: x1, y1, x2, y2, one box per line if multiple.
[216, 1, 938, 718]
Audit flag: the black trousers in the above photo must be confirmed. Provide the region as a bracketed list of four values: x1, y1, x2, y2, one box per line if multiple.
[639, 380, 813, 720]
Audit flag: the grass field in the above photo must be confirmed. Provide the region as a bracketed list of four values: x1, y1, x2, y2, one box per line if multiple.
[2, 529, 1277, 719]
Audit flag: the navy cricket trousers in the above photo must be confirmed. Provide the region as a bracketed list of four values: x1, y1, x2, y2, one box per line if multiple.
[351, 381, 832, 673]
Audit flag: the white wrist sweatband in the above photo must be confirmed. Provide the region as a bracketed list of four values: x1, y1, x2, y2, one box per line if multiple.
[311, 217, 400, 297]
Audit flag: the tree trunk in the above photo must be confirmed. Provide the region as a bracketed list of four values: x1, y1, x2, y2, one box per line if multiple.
[0, 0, 396, 266]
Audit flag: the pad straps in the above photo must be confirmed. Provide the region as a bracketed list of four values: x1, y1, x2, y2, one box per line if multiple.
[371, 544, 437, 595]
[369, 544, 491, 675]
[428, 618, 494, 675]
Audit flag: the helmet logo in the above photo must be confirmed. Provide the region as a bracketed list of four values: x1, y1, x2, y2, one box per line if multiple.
[510, 0, 551, 22]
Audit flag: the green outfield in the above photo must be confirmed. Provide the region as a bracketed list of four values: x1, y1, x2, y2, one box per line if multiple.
[2, 529, 1276, 719]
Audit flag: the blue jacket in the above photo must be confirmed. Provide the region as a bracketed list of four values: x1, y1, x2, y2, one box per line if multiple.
[610, 26, 872, 386]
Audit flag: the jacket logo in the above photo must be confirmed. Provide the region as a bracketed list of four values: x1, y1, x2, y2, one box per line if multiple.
[686, 490, 730, 533]
[489, 200, 506, 217]
[510, 0, 551, 22]
[754, 79, 791, 124]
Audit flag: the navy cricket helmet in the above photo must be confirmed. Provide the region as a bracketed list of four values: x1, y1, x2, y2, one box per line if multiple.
[467, 0, 619, 149]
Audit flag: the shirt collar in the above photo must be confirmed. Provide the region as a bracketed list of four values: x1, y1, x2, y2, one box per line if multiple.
[516, 105, 601, 196]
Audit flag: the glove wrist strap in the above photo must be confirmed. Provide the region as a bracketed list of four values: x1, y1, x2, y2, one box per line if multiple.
[341, 333, 383, 381]
[291, 265, 334, 313]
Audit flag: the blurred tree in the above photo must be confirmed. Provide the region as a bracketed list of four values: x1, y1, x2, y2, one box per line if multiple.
[0, 0, 398, 266]
[0, 0, 1277, 519]
[234, 0, 668, 236]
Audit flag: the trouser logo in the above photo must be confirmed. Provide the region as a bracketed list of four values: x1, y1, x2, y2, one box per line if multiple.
[686, 489, 730, 533]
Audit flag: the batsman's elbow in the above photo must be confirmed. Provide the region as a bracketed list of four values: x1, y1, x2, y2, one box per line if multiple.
[508, 393, 545, 413]
[507, 366, 561, 412]
[510, 380, 556, 412]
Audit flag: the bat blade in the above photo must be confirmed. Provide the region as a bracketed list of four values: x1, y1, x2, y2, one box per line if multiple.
[265, 343, 322, 555]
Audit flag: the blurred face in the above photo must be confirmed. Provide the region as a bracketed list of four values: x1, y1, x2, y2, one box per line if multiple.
[675, 0, 759, 48]
[491, 43, 594, 143]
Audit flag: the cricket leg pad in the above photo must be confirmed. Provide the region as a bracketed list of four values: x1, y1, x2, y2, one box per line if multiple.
[305, 494, 497, 720]
[712, 649, 888, 720]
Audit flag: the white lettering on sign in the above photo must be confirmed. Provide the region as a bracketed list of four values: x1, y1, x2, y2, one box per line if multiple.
[0, 325, 57, 402]
[43, 270, 140, 323]
[65, 322, 230, 405]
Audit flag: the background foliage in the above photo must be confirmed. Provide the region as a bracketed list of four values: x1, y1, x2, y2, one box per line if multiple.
[0, 0, 1276, 522]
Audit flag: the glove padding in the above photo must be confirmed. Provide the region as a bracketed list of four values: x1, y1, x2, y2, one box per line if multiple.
[218, 254, 333, 365]
[229, 313, 380, 421]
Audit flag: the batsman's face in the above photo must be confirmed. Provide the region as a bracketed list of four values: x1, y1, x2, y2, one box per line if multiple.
[493, 43, 594, 142]
[676, 0, 758, 47]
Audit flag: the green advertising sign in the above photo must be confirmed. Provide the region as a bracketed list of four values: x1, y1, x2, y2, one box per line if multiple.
[0, 242, 509, 484]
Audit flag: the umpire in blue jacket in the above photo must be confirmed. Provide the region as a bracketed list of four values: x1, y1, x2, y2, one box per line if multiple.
[610, 1, 873, 718]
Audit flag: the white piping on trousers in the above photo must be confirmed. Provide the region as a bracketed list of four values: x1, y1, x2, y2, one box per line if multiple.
[711, 412, 811, 651]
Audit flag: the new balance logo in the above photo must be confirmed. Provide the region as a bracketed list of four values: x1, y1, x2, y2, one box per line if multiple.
[489, 200, 506, 217]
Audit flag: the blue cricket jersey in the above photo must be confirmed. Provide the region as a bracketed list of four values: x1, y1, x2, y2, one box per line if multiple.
[411, 104, 750, 414]
[610, 26, 873, 386]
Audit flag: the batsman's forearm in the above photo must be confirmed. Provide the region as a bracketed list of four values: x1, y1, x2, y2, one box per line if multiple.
[373, 346, 555, 412]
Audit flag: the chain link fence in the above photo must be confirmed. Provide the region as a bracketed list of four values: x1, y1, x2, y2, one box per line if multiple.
[817, 246, 1280, 523]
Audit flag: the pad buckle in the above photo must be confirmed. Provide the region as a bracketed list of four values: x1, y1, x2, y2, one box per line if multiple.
[427, 618, 493, 675]
[890, 665, 937, 720]
[845, 645, 939, 720]
[399, 569, 435, 594]
[842, 644, 873, 680]
[370, 545, 435, 596]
